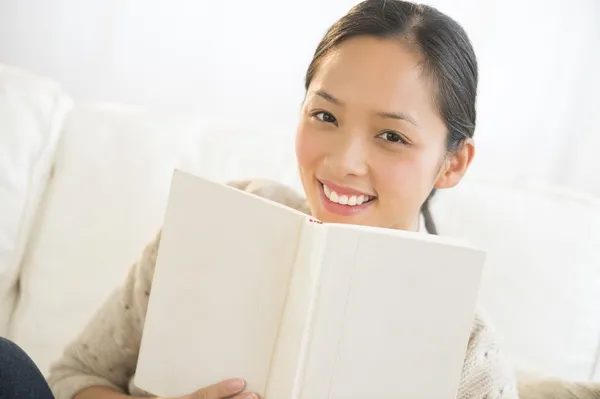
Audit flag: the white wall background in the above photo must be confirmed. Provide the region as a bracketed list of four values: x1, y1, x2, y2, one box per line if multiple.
[1, 0, 599, 195]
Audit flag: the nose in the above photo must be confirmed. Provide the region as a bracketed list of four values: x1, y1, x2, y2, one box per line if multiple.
[324, 134, 369, 177]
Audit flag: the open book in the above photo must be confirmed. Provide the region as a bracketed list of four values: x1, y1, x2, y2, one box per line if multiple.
[135, 170, 485, 399]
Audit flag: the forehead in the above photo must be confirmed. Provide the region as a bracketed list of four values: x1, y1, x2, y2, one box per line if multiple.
[310, 36, 436, 113]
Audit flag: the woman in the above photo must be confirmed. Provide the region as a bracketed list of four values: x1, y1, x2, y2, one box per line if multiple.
[3, 0, 519, 398]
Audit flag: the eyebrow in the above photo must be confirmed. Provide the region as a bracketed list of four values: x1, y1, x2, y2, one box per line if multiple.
[377, 111, 419, 128]
[314, 89, 419, 128]
[315, 90, 342, 106]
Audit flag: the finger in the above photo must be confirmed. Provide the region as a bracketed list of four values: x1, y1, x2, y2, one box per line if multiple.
[231, 393, 260, 399]
[194, 378, 246, 399]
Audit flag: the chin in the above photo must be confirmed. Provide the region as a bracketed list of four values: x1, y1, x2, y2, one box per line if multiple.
[314, 210, 364, 225]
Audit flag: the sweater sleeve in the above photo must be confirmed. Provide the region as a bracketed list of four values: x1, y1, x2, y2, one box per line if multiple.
[47, 232, 161, 399]
[458, 309, 519, 399]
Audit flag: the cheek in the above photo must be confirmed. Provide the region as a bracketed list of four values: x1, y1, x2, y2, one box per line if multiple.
[295, 121, 321, 170]
[374, 150, 438, 202]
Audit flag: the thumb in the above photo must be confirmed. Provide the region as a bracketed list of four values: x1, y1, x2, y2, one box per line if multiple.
[192, 378, 246, 399]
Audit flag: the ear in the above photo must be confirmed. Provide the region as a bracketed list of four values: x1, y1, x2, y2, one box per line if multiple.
[434, 138, 475, 189]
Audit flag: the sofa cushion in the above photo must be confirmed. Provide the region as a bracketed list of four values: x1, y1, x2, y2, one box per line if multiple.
[8, 103, 206, 374]
[0, 64, 72, 336]
[432, 175, 600, 381]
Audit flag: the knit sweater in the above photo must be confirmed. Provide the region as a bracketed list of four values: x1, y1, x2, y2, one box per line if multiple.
[47, 179, 519, 399]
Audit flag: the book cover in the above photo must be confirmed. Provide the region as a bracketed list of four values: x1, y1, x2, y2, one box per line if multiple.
[135, 169, 485, 399]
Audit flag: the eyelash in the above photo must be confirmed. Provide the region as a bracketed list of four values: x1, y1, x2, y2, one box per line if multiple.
[312, 110, 338, 126]
[311, 110, 409, 145]
[377, 131, 409, 145]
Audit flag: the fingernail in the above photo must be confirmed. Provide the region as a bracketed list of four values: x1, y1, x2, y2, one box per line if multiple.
[227, 378, 245, 391]
[243, 394, 258, 399]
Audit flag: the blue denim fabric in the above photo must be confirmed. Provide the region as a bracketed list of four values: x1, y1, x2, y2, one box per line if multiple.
[0, 337, 54, 399]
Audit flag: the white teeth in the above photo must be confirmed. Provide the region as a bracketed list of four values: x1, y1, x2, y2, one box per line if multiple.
[322, 184, 373, 206]
[330, 191, 339, 203]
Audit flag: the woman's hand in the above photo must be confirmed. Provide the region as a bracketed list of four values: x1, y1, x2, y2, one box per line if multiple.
[74, 379, 259, 399]
[168, 378, 259, 399]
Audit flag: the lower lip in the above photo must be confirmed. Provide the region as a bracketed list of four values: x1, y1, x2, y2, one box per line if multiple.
[318, 183, 375, 216]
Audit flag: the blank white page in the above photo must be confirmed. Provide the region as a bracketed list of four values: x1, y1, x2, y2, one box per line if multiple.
[299, 224, 485, 399]
[135, 170, 307, 397]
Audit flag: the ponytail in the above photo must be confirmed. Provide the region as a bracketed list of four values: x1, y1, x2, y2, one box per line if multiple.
[421, 189, 438, 235]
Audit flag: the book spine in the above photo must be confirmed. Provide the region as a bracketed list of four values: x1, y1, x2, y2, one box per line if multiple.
[263, 220, 326, 399]
[290, 223, 326, 399]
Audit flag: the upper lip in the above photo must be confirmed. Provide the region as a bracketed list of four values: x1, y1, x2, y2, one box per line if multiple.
[319, 179, 376, 197]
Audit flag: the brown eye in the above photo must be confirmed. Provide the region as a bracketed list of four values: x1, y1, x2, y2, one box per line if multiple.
[378, 131, 407, 144]
[313, 111, 338, 125]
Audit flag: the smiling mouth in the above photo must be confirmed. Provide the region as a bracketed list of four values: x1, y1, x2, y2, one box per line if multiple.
[320, 182, 377, 207]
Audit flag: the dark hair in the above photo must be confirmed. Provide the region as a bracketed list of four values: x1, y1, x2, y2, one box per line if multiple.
[304, 0, 478, 234]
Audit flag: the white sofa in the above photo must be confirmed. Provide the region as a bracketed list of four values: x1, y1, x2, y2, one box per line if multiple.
[2, 63, 600, 384]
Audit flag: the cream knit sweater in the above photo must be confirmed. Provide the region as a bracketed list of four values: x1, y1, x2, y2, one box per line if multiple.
[47, 180, 522, 399]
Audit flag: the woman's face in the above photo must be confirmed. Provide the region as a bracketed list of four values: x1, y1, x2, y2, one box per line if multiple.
[296, 36, 473, 230]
